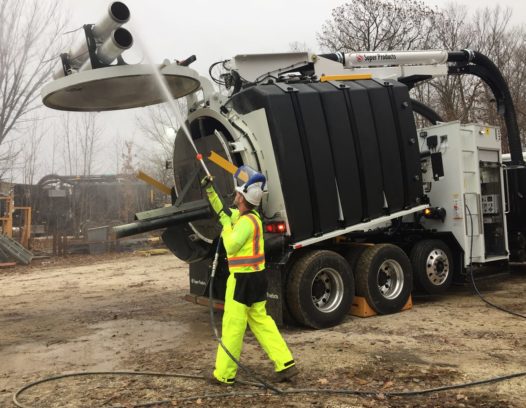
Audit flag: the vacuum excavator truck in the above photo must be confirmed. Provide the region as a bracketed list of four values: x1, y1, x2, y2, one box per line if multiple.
[156, 50, 524, 329]
[165, 71, 428, 329]
[40, 4, 524, 329]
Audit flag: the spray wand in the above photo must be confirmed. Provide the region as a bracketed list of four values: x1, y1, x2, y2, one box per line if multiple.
[195, 153, 211, 177]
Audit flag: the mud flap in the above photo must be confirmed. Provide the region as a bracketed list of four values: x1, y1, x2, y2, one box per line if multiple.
[265, 262, 285, 326]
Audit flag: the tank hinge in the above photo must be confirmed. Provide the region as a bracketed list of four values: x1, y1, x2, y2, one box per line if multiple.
[229, 142, 246, 153]
[325, 80, 350, 90]
[274, 82, 298, 93]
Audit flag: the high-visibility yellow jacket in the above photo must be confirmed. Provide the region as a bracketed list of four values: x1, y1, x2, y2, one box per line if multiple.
[206, 186, 265, 273]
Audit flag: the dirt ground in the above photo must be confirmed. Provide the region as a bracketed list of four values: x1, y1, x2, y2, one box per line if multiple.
[0, 253, 525, 408]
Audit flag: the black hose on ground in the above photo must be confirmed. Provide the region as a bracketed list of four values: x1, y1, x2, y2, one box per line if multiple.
[464, 204, 526, 319]
[12, 236, 526, 407]
[12, 206, 526, 406]
[12, 369, 526, 407]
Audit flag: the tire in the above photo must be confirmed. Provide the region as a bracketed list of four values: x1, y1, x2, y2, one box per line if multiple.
[343, 246, 368, 274]
[410, 239, 453, 294]
[286, 250, 354, 329]
[355, 244, 412, 315]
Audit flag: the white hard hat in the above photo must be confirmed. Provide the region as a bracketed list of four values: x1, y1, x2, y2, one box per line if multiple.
[236, 182, 263, 206]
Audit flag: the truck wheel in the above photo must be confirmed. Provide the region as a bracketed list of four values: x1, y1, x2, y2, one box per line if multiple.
[343, 246, 368, 274]
[355, 244, 412, 315]
[286, 250, 354, 329]
[410, 239, 453, 294]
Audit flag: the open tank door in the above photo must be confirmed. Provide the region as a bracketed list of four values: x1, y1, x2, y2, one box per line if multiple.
[171, 117, 236, 244]
[41, 63, 201, 111]
[161, 117, 236, 263]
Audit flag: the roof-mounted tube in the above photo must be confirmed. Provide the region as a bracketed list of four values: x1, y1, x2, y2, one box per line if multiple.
[345, 50, 449, 68]
[319, 50, 450, 67]
[318, 52, 345, 64]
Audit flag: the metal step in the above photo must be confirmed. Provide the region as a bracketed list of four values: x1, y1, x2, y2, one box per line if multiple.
[0, 235, 33, 265]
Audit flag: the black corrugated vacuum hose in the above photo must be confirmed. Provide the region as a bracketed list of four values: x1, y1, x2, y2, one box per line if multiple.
[448, 49, 524, 166]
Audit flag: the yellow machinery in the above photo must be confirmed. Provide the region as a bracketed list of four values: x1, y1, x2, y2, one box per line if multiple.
[0, 194, 32, 249]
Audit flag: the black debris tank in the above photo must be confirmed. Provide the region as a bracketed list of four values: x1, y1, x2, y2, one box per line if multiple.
[231, 79, 423, 242]
[339, 81, 385, 220]
[287, 83, 340, 235]
[232, 85, 315, 241]
[383, 79, 423, 208]
[308, 82, 363, 226]
[356, 79, 405, 213]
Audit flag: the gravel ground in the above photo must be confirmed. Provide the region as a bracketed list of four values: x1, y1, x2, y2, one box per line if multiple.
[0, 253, 525, 407]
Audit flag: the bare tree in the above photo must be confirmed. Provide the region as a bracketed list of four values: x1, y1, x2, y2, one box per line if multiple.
[412, 5, 526, 151]
[61, 112, 76, 174]
[138, 148, 172, 187]
[47, 131, 61, 175]
[0, 0, 67, 146]
[113, 132, 124, 174]
[317, 0, 440, 52]
[136, 104, 178, 157]
[21, 114, 46, 186]
[289, 41, 313, 53]
[119, 139, 137, 222]
[78, 113, 102, 176]
[135, 104, 180, 184]
[470, 7, 526, 147]
[59, 112, 103, 176]
[412, 4, 476, 122]
[121, 140, 136, 176]
[0, 138, 20, 180]
[318, 1, 526, 152]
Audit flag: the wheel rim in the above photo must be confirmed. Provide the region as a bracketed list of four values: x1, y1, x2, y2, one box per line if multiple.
[377, 260, 404, 299]
[425, 249, 449, 286]
[311, 267, 344, 313]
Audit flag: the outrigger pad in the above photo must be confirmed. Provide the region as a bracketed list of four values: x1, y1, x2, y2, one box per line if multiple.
[41, 63, 201, 112]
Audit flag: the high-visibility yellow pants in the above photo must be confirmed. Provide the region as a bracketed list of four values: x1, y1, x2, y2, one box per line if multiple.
[213, 273, 295, 383]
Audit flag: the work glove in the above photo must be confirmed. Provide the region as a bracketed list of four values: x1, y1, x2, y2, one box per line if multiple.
[200, 175, 214, 187]
[200, 175, 215, 193]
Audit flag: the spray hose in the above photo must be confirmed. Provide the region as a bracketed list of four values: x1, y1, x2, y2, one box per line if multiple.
[11, 239, 526, 407]
[11, 170, 526, 405]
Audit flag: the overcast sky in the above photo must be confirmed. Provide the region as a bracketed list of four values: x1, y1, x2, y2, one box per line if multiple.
[32, 0, 526, 179]
[64, 0, 526, 76]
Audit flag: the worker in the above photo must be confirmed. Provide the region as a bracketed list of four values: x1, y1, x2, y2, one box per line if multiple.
[202, 174, 298, 385]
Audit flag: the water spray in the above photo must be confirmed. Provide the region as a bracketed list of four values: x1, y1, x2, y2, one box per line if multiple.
[133, 36, 211, 176]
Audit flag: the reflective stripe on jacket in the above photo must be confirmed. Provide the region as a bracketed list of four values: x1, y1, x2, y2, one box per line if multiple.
[206, 186, 265, 273]
[227, 211, 265, 273]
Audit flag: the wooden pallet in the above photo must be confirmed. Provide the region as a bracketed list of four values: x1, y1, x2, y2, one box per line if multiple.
[135, 248, 170, 257]
[350, 295, 413, 318]
[184, 294, 224, 311]
[0, 262, 16, 268]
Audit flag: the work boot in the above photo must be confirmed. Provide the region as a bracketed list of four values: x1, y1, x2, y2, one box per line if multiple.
[274, 365, 299, 382]
[208, 374, 235, 387]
